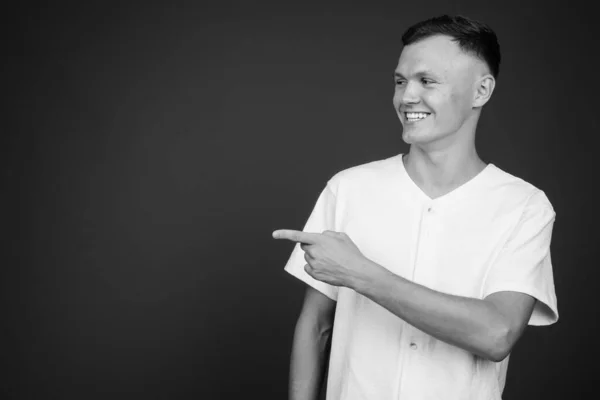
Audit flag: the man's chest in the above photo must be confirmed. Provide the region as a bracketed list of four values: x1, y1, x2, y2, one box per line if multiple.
[338, 193, 518, 297]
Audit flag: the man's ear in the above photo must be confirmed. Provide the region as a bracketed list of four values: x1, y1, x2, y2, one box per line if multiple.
[473, 74, 496, 108]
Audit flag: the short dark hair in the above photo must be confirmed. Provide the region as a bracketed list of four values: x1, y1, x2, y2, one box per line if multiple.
[401, 15, 501, 79]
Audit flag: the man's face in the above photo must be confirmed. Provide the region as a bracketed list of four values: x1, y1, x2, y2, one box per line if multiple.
[393, 35, 484, 146]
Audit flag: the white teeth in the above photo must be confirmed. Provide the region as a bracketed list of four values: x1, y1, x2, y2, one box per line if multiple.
[405, 112, 429, 120]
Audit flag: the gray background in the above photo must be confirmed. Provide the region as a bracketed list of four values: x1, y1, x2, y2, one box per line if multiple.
[2, 1, 597, 398]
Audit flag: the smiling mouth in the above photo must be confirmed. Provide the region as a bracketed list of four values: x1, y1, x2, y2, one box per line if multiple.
[404, 112, 431, 122]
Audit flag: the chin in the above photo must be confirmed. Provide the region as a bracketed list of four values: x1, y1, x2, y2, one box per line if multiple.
[402, 128, 452, 147]
[402, 130, 432, 145]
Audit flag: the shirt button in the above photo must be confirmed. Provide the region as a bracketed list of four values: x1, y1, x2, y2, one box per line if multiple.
[410, 342, 418, 350]
[427, 206, 432, 212]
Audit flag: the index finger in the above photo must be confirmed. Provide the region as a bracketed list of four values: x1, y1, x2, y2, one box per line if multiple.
[272, 229, 320, 244]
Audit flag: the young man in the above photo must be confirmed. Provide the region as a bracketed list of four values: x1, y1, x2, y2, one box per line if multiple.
[273, 15, 558, 400]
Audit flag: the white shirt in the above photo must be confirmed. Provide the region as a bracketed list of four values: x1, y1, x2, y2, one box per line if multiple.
[283, 153, 558, 400]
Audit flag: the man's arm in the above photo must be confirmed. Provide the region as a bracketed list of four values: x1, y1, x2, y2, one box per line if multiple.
[289, 286, 336, 400]
[354, 262, 536, 362]
[274, 230, 537, 363]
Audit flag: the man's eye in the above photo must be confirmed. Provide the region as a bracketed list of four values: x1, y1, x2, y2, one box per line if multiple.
[421, 78, 434, 85]
[395, 80, 406, 85]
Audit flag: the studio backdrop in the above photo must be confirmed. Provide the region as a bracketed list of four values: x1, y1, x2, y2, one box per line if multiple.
[2, 1, 597, 399]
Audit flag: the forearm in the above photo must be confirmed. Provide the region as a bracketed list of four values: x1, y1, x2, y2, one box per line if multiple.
[289, 314, 332, 400]
[354, 261, 509, 361]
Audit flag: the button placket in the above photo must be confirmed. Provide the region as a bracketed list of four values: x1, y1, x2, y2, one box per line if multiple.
[423, 204, 433, 237]
[413, 203, 433, 283]
[417, 202, 439, 284]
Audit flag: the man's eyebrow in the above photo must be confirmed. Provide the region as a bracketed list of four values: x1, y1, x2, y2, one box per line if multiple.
[394, 70, 441, 79]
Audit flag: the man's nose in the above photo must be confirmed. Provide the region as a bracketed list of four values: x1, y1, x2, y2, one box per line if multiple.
[401, 81, 420, 104]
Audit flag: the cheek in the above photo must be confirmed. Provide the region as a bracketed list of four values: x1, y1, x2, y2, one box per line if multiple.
[449, 89, 473, 111]
[428, 92, 464, 119]
[421, 92, 444, 114]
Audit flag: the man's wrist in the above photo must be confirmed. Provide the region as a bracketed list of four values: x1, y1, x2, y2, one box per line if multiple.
[350, 259, 392, 295]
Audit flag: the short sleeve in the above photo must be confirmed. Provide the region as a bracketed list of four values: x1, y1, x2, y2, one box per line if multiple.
[482, 190, 558, 326]
[283, 184, 339, 301]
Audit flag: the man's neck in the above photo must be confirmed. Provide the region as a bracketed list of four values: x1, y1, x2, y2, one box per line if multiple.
[403, 145, 487, 199]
